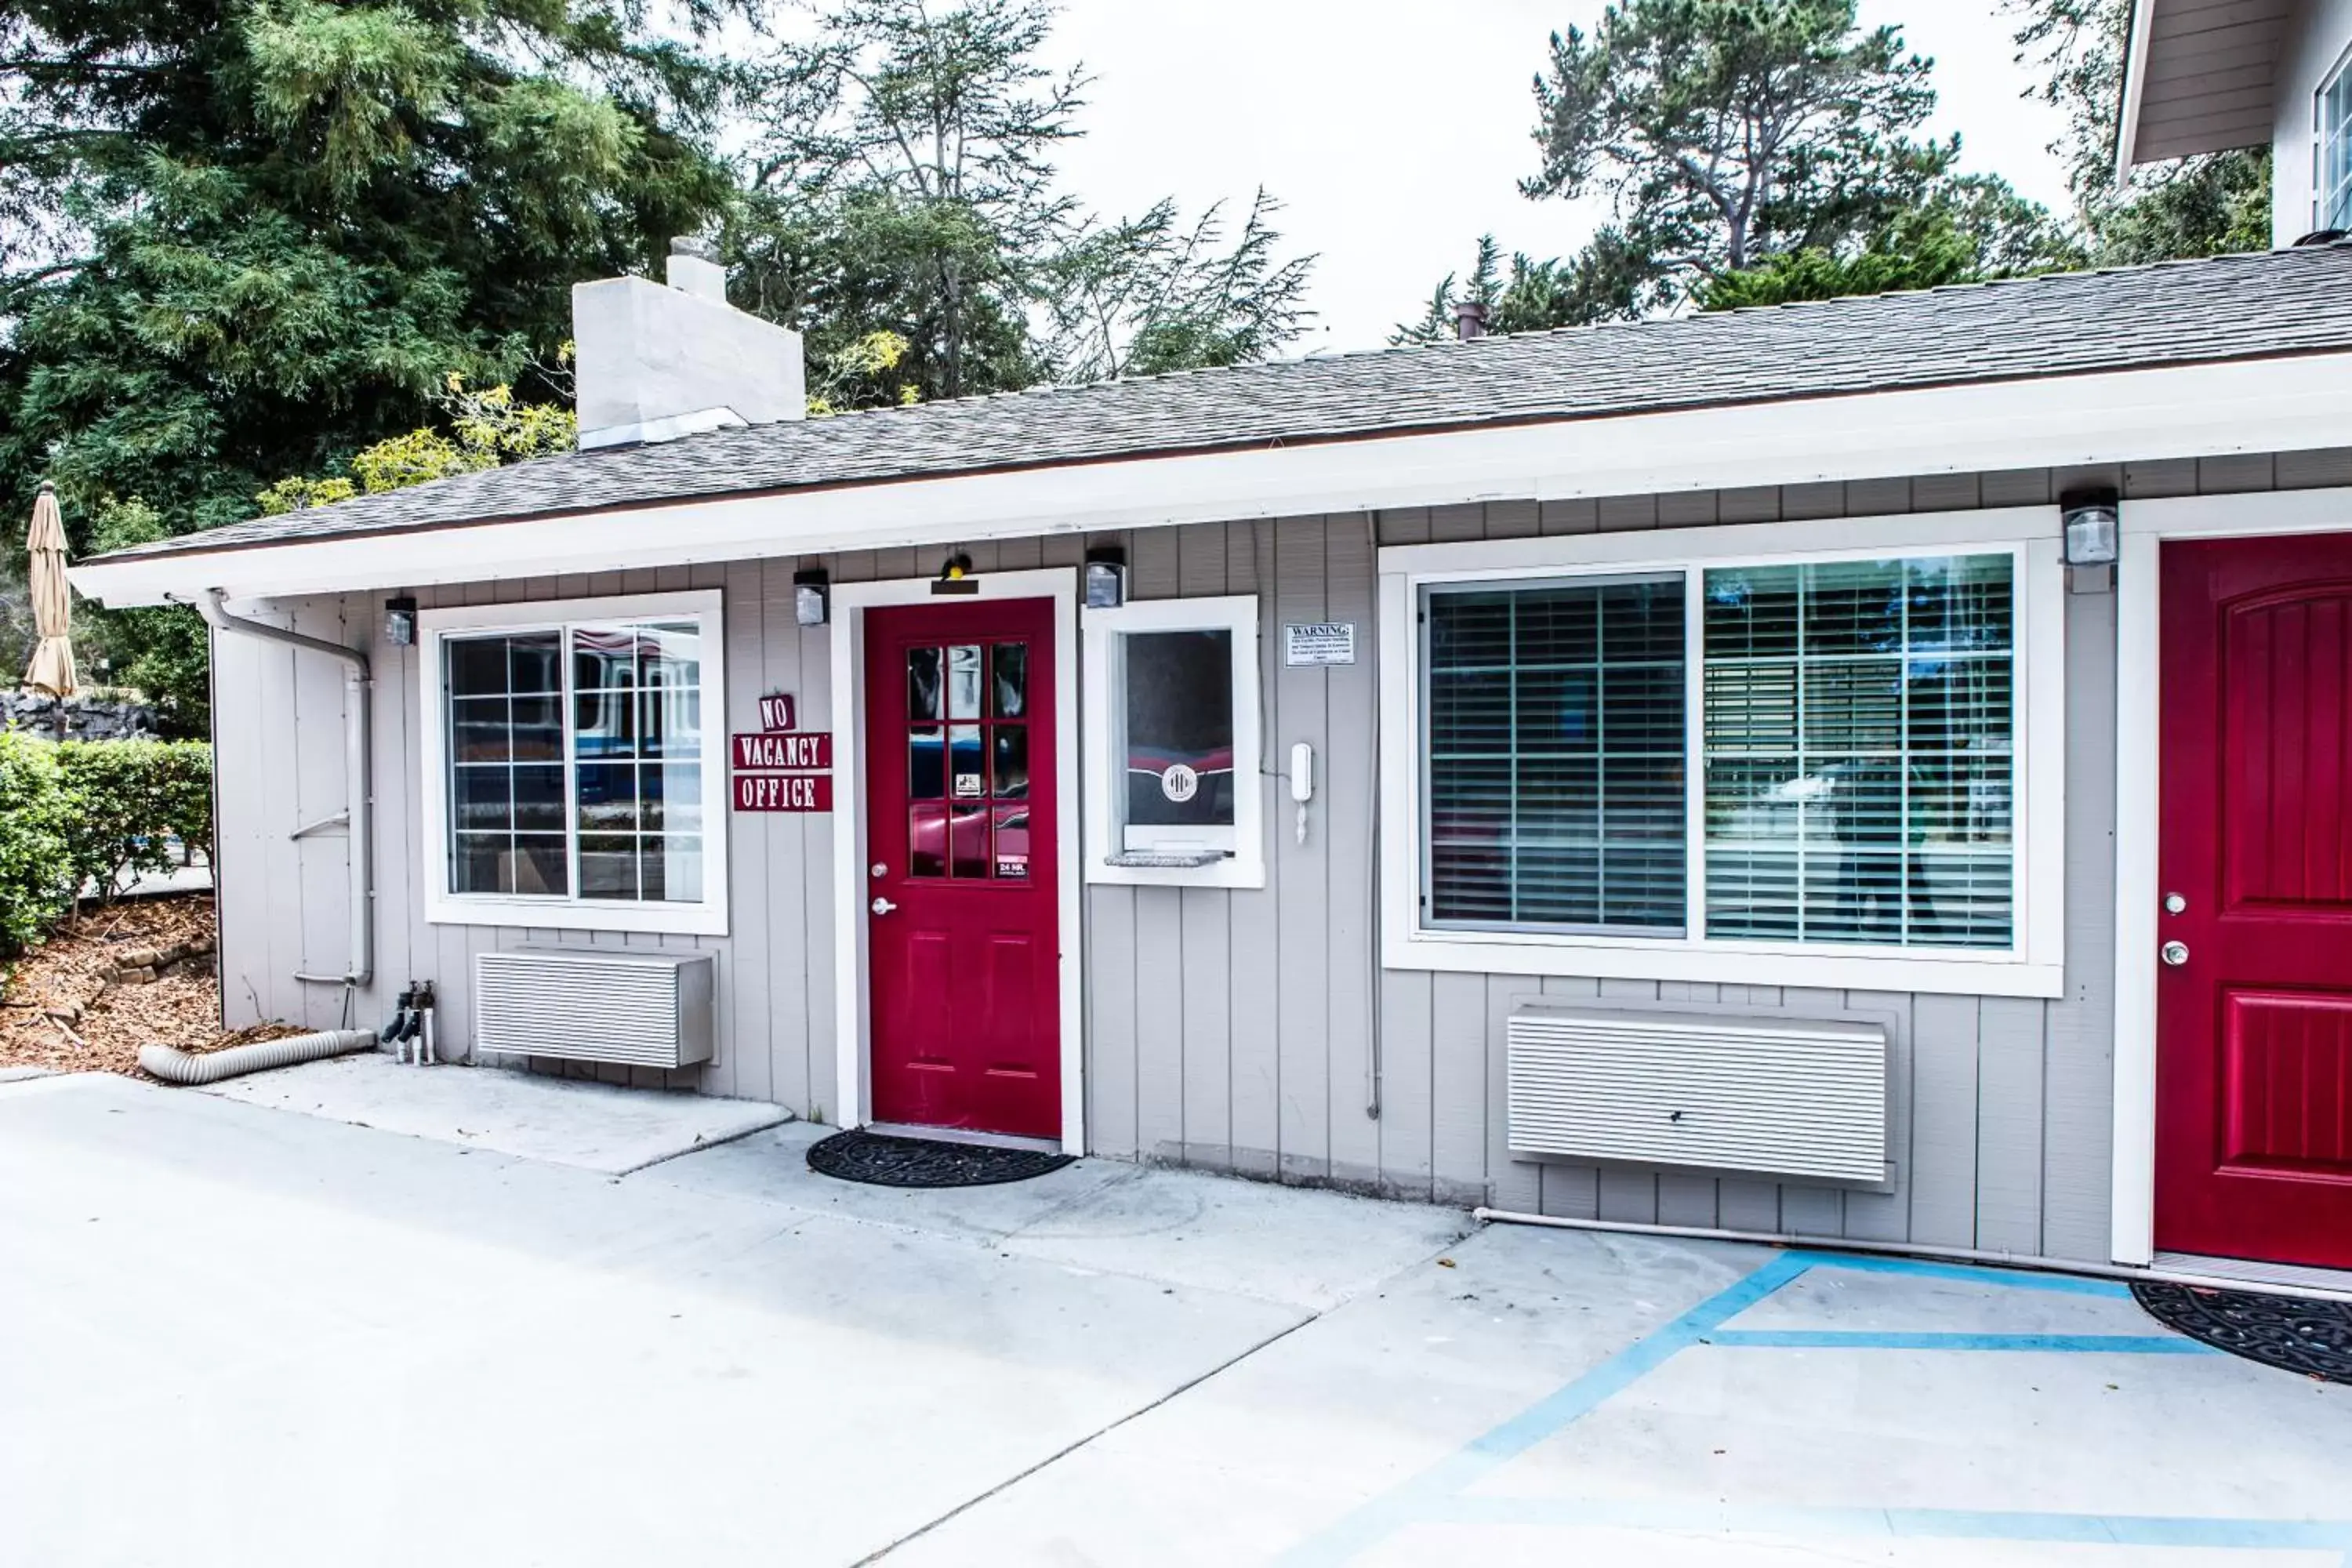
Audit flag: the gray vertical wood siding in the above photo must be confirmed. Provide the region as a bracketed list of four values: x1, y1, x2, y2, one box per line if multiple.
[209, 448, 2352, 1263]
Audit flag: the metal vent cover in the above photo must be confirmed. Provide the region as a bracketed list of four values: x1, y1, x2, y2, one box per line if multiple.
[474, 948, 714, 1069]
[1507, 1007, 1887, 1184]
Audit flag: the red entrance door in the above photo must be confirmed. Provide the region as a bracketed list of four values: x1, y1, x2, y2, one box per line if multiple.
[2158, 535, 2352, 1270]
[863, 598, 1060, 1139]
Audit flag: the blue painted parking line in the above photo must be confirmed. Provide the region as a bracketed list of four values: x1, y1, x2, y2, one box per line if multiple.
[1421, 1495, 2352, 1554]
[1704, 1327, 2216, 1354]
[1277, 1246, 2344, 1567]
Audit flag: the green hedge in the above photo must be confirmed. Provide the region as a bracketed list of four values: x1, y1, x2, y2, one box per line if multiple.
[0, 736, 213, 956]
[0, 734, 74, 954]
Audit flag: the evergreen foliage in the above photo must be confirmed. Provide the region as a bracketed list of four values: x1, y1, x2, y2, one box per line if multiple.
[1405, 0, 2074, 336]
[0, 0, 745, 728]
[2008, 0, 2274, 263]
[728, 0, 1314, 406]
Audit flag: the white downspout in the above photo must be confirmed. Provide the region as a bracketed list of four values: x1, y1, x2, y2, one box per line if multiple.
[190, 589, 372, 990]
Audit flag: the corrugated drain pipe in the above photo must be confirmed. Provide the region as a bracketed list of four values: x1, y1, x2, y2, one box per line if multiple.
[1475, 1207, 2352, 1305]
[141, 1029, 378, 1086]
[187, 590, 372, 990]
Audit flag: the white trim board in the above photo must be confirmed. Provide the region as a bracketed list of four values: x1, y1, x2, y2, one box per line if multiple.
[74, 351, 2352, 607]
[827, 569, 1086, 1155]
[415, 590, 731, 938]
[2107, 483, 2352, 1267]
[1377, 508, 2069, 998]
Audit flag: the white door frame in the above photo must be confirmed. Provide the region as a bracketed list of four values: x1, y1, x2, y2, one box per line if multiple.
[828, 568, 1085, 1153]
[2110, 485, 2352, 1265]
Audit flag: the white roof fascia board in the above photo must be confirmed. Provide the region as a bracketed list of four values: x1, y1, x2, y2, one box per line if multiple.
[2116, 0, 2159, 180]
[70, 350, 2352, 607]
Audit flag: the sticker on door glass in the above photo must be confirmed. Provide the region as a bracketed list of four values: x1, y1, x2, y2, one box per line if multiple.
[1160, 763, 1200, 803]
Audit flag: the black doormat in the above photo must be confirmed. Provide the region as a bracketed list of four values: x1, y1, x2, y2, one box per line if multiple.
[2132, 1281, 2352, 1384]
[806, 1128, 1075, 1189]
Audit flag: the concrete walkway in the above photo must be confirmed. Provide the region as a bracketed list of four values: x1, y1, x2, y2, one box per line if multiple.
[2, 1071, 2343, 1567]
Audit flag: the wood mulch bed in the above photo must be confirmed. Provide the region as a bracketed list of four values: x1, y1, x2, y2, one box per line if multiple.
[0, 895, 299, 1077]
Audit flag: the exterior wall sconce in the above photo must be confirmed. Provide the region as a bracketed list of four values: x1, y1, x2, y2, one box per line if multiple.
[384, 596, 418, 647]
[2060, 488, 2120, 595]
[2061, 492, 2120, 567]
[932, 551, 978, 596]
[793, 568, 829, 626]
[1084, 546, 1127, 609]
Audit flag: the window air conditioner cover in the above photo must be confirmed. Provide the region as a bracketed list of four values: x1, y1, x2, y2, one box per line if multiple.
[474, 948, 714, 1069]
[1507, 1007, 1887, 1184]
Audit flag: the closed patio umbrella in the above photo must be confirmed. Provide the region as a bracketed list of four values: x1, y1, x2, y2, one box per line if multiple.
[21, 481, 77, 699]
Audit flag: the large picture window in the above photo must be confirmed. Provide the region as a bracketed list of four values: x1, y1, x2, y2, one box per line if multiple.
[1386, 519, 2060, 996]
[423, 592, 728, 936]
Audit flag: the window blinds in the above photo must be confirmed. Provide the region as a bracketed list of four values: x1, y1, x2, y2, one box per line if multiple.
[1425, 577, 1687, 933]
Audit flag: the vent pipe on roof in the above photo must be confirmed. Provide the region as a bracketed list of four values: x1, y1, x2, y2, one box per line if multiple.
[572, 236, 807, 449]
[1455, 299, 1487, 341]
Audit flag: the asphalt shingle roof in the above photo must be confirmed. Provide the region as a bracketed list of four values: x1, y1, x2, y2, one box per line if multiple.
[98, 242, 2352, 564]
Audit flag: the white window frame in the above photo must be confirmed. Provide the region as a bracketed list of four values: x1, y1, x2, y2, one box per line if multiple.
[1081, 594, 1265, 889]
[419, 589, 730, 937]
[1378, 507, 2067, 998]
[2319, 40, 2352, 234]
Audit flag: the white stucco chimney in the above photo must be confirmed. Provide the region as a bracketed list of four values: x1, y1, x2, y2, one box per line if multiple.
[571, 237, 806, 450]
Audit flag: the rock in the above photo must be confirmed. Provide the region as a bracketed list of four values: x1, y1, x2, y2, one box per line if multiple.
[0, 691, 163, 740]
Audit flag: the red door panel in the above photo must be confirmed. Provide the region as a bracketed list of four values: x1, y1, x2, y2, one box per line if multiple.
[2158, 535, 2352, 1269]
[864, 598, 1059, 1139]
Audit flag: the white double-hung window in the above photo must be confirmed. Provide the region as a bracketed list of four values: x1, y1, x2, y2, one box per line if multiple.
[2322, 47, 2352, 232]
[420, 590, 729, 935]
[1383, 510, 2063, 996]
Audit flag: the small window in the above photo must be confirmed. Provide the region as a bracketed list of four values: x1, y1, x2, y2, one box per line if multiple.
[2323, 51, 2352, 232]
[423, 592, 727, 936]
[1083, 595, 1263, 887]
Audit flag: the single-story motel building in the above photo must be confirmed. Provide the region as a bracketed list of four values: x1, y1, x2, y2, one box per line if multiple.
[71, 1, 2352, 1287]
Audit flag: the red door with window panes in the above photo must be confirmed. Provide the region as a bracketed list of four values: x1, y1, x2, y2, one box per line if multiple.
[863, 599, 1060, 1139]
[2157, 535, 2352, 1271]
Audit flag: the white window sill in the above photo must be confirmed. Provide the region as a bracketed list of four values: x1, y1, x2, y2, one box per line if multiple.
[1384, 929, 2063, 1000]
[425, 895, 728, 938]
[1087, 855, 1266, 890]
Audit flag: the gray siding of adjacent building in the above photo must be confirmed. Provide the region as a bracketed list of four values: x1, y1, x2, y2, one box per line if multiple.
[211, 447, 2352, 1264]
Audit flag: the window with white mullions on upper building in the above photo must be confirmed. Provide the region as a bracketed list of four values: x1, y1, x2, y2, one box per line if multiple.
[2324, 50, 2352, 232]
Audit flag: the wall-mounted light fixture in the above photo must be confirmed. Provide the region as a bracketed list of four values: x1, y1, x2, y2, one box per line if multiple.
[1084, 546, 1127, 609]
[793, 567, 829, 626]
[2060, 489, 2120, 567]
[2059, 488, 2119, 595]
[931, 551, 978, 596]
[383, 596, 418, 647]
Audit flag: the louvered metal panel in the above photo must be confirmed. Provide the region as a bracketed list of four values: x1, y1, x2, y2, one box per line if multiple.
[1508, 1007, 1887, 1184]
[474, 948, 714, 1069]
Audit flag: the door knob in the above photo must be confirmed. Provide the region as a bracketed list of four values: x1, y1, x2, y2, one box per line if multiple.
[871, 897, 898, 916]
[2161, 940, 2189, 967]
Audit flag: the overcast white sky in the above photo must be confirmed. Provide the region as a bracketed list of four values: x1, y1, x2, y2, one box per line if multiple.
[1039, 1, 2074, 353]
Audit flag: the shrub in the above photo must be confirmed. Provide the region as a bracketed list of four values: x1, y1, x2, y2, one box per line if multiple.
[0, 733, 74, 954]
[53, 740, 216, 902]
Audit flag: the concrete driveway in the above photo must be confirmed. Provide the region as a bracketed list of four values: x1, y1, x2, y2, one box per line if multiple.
[3, 1071, 2346, 1566]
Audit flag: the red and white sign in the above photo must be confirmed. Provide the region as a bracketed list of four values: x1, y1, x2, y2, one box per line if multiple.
[732, 731, 832, 771]
[758, 693, 797, 731]
[733, 773, 832, 813]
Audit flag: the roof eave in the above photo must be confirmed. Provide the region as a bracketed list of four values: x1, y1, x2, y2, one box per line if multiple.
[67, 352, 2352, 611]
